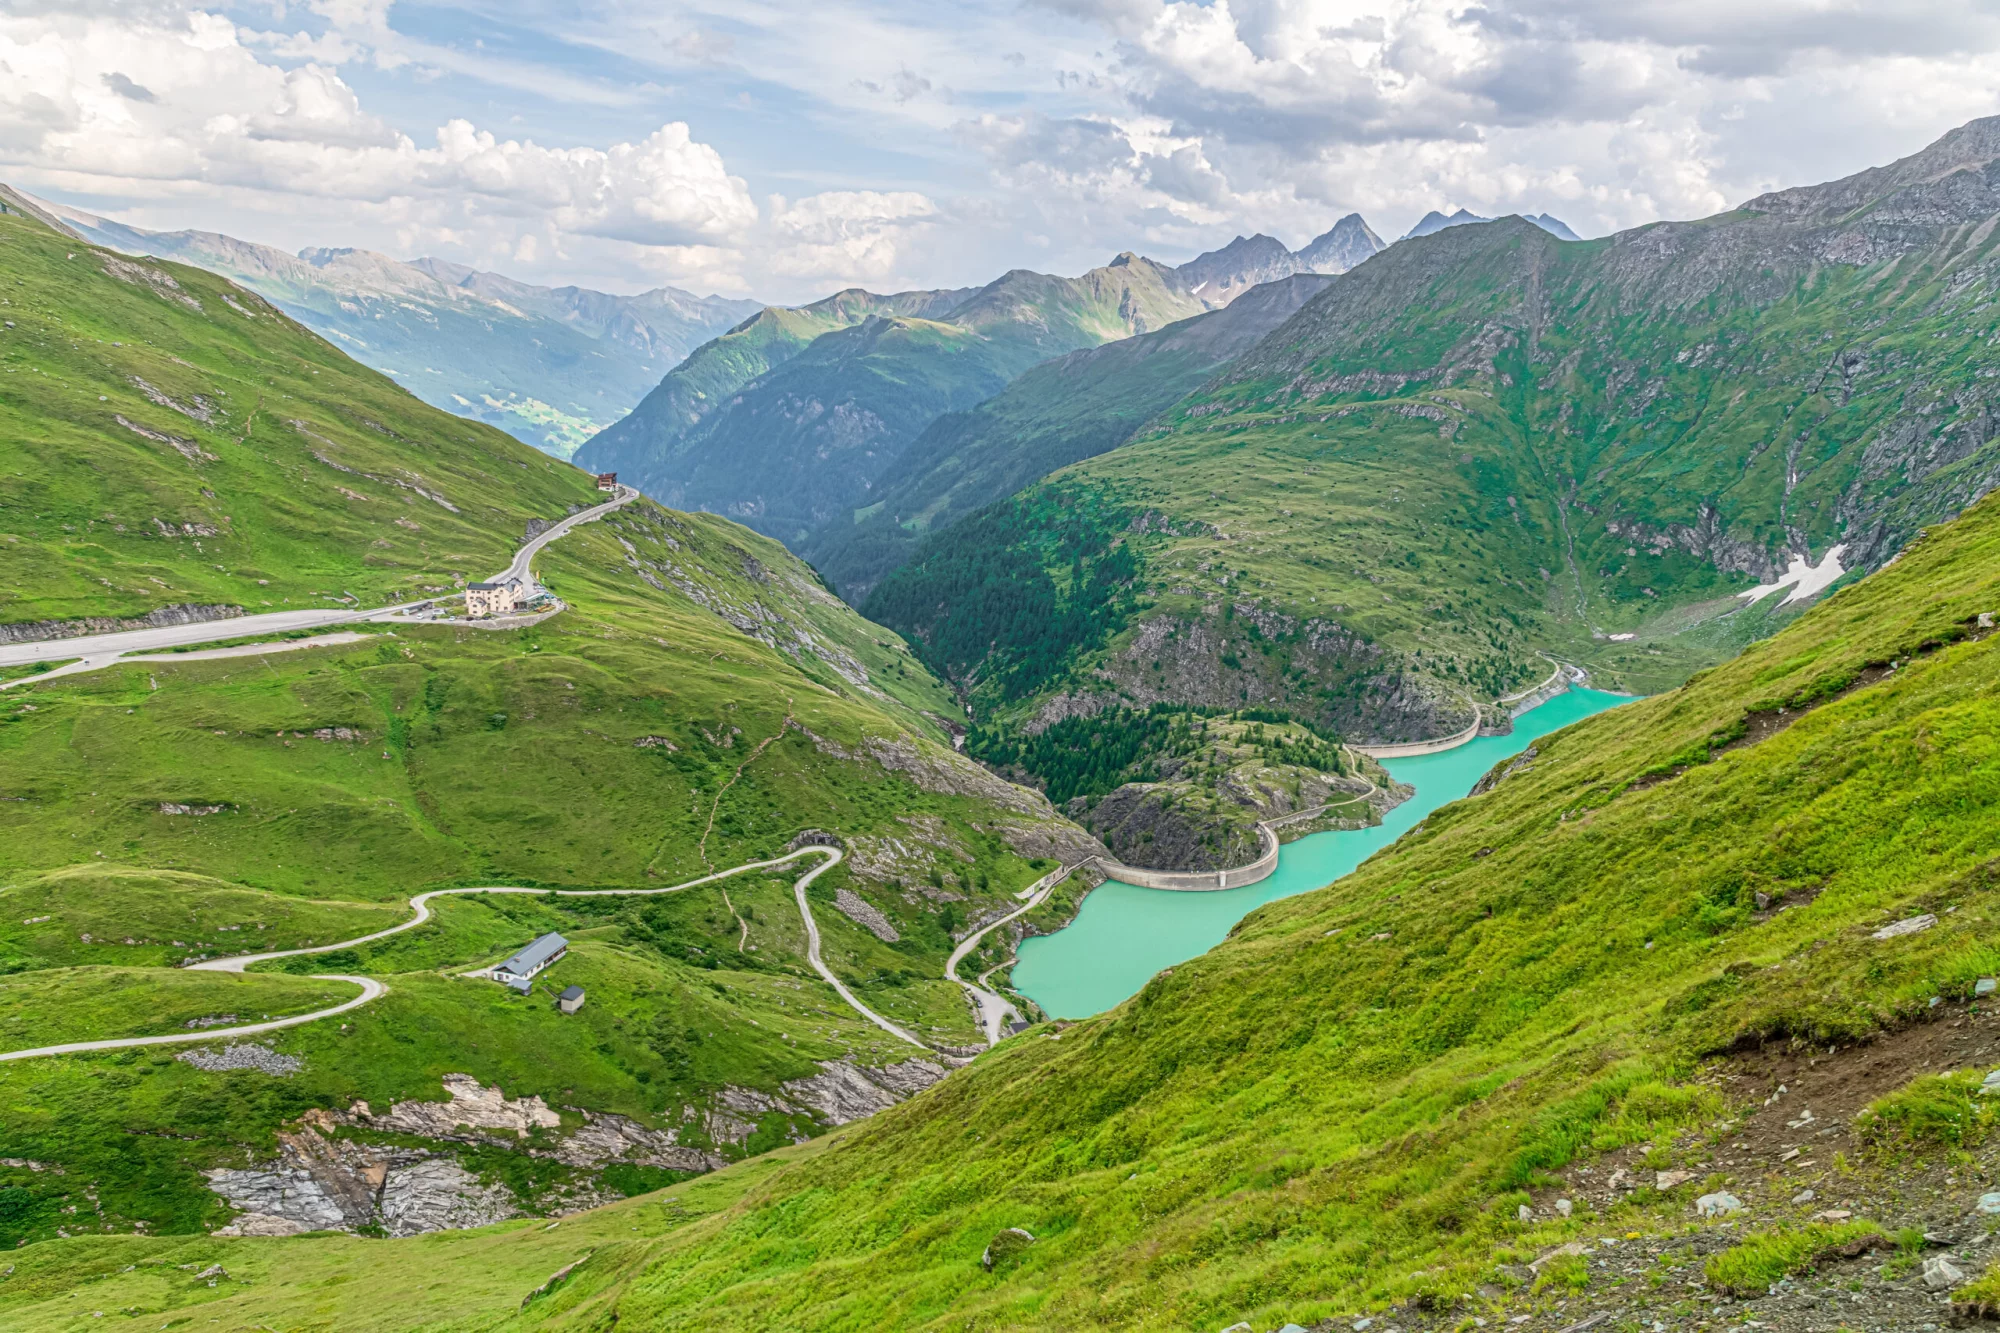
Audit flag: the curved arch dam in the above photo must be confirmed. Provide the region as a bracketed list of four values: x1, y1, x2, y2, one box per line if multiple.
[1012, 687, 1630, 1019]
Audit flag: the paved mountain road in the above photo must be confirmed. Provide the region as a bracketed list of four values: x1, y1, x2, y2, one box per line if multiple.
[0, 486, 635, 681]
[0, 845, 946, 1064]
[944, 862, 1086, 1044]
[788, 852, 930, 1051]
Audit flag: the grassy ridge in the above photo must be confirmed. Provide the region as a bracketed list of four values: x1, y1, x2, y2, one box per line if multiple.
[18, 441, 1990, 1326]
[0, 207, 604, 626]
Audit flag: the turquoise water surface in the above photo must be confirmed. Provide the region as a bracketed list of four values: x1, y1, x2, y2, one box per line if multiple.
[1012, 687, 1632, 1018]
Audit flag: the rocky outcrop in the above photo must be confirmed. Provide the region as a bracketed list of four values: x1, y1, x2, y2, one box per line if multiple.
[547, 1110, 723, 1175]
[833, 888, 900, 942]
[360, 1072, 560, 1138]
[1072, 768, 1380, 873]
[703, 1058, 951, 1145]
[206, 1078, 732, 1238]
[0, 602, 242, 646]
[1082, 607, 1475, 746]
[779, 1058, 949, 1124]
[177, 1043, 301, 1076]
[377, 1159, 517, 1237]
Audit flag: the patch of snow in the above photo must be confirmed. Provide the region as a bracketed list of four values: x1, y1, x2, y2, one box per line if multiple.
[1737, 545, 1847, 607]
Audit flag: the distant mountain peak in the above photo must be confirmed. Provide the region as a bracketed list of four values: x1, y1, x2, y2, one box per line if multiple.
[1173, 223, 1383, 307]
[1402, 208, 1579, 242]
[1296, 214, 1386, 274]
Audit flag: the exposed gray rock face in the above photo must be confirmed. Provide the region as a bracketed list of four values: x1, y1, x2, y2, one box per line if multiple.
[703, 1058, 951, 1146]
[704, 1087, 787, 1146]
[779, 1058, 949, 1125]
[548, 1110, 724, 1174]
[0, 602, 242, 646]
[208, 1122, 389, 1234]
[206, 1092, 712, 1238]
[177, 1043, 302, 1076]
[378, 1159, 518, 1237]
[1295, 214, 1387, 273]
[833, 887, 900, 942]
[207, 1169, 350, 1234]
[361, 1072, 561, 1137]
[1053, 602, 1470, 746]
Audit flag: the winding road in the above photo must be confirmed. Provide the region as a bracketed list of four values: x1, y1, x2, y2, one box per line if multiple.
[0, 845, 942, 1064]
[0, 486, 635, 686]
[944, 866, 1079, 1044]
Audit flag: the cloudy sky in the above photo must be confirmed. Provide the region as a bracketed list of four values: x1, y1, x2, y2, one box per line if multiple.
[6, 0, 2000, 303]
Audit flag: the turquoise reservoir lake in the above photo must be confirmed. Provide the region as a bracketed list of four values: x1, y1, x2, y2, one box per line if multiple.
[1012, 687, 1632, 1018]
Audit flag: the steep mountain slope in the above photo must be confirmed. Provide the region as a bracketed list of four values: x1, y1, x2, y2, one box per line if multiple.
[1173, 233, 1300, 304]
[581, 256, 1204, 546]
[0, 200, 1103, 1243]
[866, 117, 2000, 757]
[16, 314, 2000, 1333]
[33, 194, 757, 458]
[805, 273, 1339, 602]
[573, 286, 974, 501]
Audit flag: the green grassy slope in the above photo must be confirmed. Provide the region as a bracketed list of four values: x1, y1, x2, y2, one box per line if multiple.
[0, 203, 1102, 1246]
[15, 288, 2000, 1333]
[805, 273, 1339, 603]
[864, 118, 2000, 756]
[0, 493, 1100, 1239]
[580, 256, 1205, 546]
[0, 203, 606, 629]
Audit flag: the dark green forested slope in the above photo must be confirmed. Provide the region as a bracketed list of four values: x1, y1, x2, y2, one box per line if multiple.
[579, 256, 1205, 546]
[12, 281, 2000, 1333]
[805, 273, 1338, 603]
[0, 200, 605, 629]
[866, 118, 2000, 754]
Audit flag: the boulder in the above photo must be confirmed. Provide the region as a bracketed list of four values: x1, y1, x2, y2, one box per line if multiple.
[1871, 913, 1938, 940]
[1695, 1191, 1744, 1217]
[1923, 1255, 1966, 1291]
[981, 1226, 1035, 1272]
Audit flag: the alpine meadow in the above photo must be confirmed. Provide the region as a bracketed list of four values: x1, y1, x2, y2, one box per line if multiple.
[5, 15, 2000, 1333]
